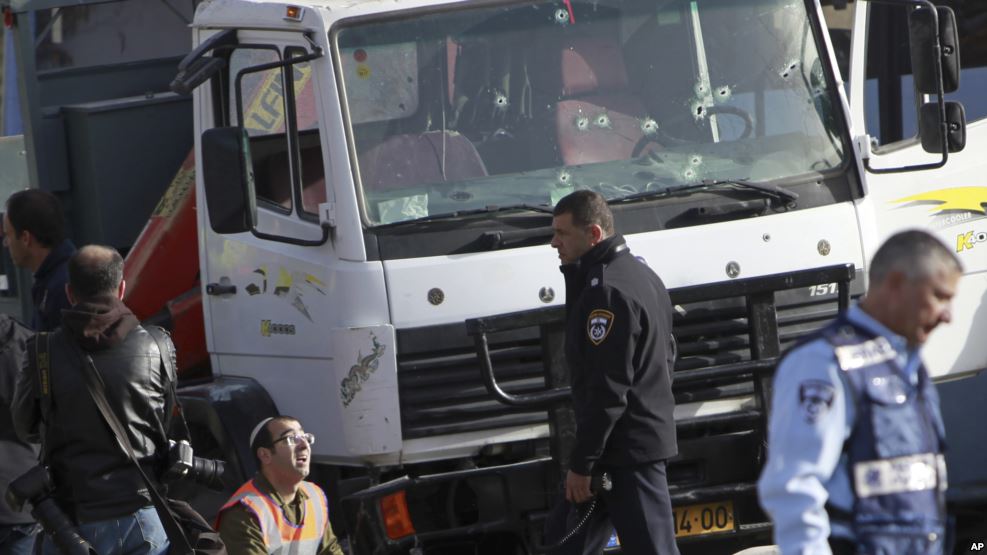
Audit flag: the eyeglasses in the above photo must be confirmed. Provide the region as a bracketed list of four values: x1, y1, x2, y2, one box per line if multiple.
[272, 432, 315, 448]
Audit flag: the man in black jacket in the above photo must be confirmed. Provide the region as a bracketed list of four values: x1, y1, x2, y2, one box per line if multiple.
[548, 190, 679, 555]
[0, 315, 39, 555]
[12, 245, 181, 555]
[3, 189, 76, 332]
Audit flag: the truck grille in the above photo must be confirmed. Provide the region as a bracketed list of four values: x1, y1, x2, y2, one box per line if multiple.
[397, 284, 860, 441]
[397, 325, 548, 439]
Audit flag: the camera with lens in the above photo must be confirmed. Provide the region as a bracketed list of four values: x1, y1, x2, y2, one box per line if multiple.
[5, 466, 96, 555]
[164, 439, 228, 491]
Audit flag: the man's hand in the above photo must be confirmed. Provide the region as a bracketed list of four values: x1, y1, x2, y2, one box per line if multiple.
[565, 470, 593, 504]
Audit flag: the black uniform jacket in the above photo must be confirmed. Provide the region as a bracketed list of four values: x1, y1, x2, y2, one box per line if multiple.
[12, 295, 181, 522]
[561, 235, 677, 475]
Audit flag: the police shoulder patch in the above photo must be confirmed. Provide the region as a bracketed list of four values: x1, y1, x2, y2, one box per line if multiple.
[587, 309, 615, 346]
[799, 379, 835, 423]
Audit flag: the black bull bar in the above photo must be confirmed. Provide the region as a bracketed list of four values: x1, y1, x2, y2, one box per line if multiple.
[341, 263, 855, 552]
[466, 262, 854, 500]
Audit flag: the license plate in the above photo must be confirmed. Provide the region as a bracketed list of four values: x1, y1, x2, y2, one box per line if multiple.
[672, 500, 735, 538]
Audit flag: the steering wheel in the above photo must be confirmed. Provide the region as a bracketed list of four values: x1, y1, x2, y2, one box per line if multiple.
[631, 105, 755, 157]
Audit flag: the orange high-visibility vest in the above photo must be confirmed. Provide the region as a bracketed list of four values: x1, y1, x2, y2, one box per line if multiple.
[218, 479, 329, 554]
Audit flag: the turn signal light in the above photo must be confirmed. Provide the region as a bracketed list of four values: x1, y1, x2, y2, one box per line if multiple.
[380, 490, 415, 539]
[284, 6, 304, 21]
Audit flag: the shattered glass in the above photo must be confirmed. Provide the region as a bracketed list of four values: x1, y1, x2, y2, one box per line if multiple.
[336, 0, 849, 226]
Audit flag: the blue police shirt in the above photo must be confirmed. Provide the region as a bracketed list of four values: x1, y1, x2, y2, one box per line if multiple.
[757, 304, 924, 555]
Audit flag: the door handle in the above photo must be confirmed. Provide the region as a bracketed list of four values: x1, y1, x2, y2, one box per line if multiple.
[206, 282, 237, 296]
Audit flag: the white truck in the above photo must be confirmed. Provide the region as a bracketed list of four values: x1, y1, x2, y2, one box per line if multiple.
[2, 0, 986, 553]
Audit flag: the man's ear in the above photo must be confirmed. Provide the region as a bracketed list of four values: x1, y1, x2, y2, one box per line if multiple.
[884, 269, 907, 293]
[588, 224, 604, 245]
[64, 284, 76, 306]
[117, 279, 126, 301]
[257, 446, 272, 466]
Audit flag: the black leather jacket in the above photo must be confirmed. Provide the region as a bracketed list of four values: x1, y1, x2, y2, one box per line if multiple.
[12, 295, 181, 523]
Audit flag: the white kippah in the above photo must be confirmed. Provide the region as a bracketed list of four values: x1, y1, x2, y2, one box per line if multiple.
[249, 417, 275, 448]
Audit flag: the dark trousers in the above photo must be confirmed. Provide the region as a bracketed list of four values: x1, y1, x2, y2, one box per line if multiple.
[544, 460, 679, 555]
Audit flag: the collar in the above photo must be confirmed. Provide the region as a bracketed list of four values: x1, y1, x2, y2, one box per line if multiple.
[846, 304, 910, 354]
[559, 234, 628, 275]
[847, 304, 921, 375]
[33, 240, 75, 281]
[254, 472, 309, 508]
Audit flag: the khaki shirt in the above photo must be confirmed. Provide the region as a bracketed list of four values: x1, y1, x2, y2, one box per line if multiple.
[218, 474, 344, 555]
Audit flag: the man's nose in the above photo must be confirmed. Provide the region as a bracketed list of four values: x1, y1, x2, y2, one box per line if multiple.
[940, 304, 953, 324]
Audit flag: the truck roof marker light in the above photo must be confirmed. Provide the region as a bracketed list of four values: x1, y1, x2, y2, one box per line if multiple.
[380, 490, 416, 540]
[284, 6, 304, 22]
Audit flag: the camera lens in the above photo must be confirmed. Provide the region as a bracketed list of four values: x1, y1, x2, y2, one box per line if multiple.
[33, 498, 97, 555]
[191, 456, 227, 491]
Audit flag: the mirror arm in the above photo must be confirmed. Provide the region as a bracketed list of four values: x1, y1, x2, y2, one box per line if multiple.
[177, 29, 238, 72]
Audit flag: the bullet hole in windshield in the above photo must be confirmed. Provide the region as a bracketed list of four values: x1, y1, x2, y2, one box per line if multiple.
[689, 154, 703, 166]
[493, 91, 509, 111]
[694, 82, 708, 96]
[780, 60, 799, 80]
[692, 101, 707, 121]
[575, 115, 590, 131]
[554, 8, 570, 25]
[682, 167, 697, 181]
[715, 85, 732, 102]
[558, 170, 572, 185]
[594, 113, 612, 129]
[640, 117, 659, 135]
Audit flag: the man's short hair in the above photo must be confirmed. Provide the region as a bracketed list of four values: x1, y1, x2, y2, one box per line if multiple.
[250, 415, 301, 467]
[5, 189, 66, 248]
[68, 245, 124, 299]
[553, 190, 615, 235]
[869, 229, 962, 285]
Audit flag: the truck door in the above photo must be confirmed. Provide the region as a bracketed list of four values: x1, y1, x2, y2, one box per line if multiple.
[198, 30, 337, 415]
[842, 1, 987, 377]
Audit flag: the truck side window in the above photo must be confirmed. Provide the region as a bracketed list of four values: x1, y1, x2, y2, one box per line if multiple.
[864, 1, 987, 147]
[229, 47, 293, 213]
[286, 47, 326, 216]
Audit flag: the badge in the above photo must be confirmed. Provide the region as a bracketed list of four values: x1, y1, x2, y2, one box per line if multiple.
[799, 380, 835, 423]
[587, 309, 614, 346]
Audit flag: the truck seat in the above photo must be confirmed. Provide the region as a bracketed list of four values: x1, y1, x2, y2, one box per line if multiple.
[359, 130, 488, 191]
[554, 36, 654, 165]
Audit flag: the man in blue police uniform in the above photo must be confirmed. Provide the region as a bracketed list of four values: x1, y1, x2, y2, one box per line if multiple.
[546, 190, 679, 555]
[758, 230, 962, 555]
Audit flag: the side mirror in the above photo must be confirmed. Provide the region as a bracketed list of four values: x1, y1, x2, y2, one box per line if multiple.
[201, 127, 257, 234]
[919, 101, 966, 154]
[909, 6, 960, 94]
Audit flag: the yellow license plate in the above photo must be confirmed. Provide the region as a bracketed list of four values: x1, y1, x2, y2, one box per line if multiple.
[672, 500, 735, 538]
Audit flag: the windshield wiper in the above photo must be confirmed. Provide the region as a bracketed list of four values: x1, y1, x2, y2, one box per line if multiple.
[376, 203, 553, 228]
[612, 178, 799, 205]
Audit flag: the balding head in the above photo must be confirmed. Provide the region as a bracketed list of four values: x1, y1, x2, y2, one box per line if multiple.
[67, 245, 125, 302]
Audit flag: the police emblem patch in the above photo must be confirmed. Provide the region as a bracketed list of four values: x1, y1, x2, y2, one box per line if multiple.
[799, 380, 835, 423]
[587, 309, 615, 345]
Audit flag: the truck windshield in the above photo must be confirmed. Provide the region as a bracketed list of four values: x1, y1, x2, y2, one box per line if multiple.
[335, 0, 848, 226]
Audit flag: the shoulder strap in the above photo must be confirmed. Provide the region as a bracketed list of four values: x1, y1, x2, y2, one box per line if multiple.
[146, 326, 191, 443]
[34, 332, 52, 462]
[72, 341, 195, 555]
